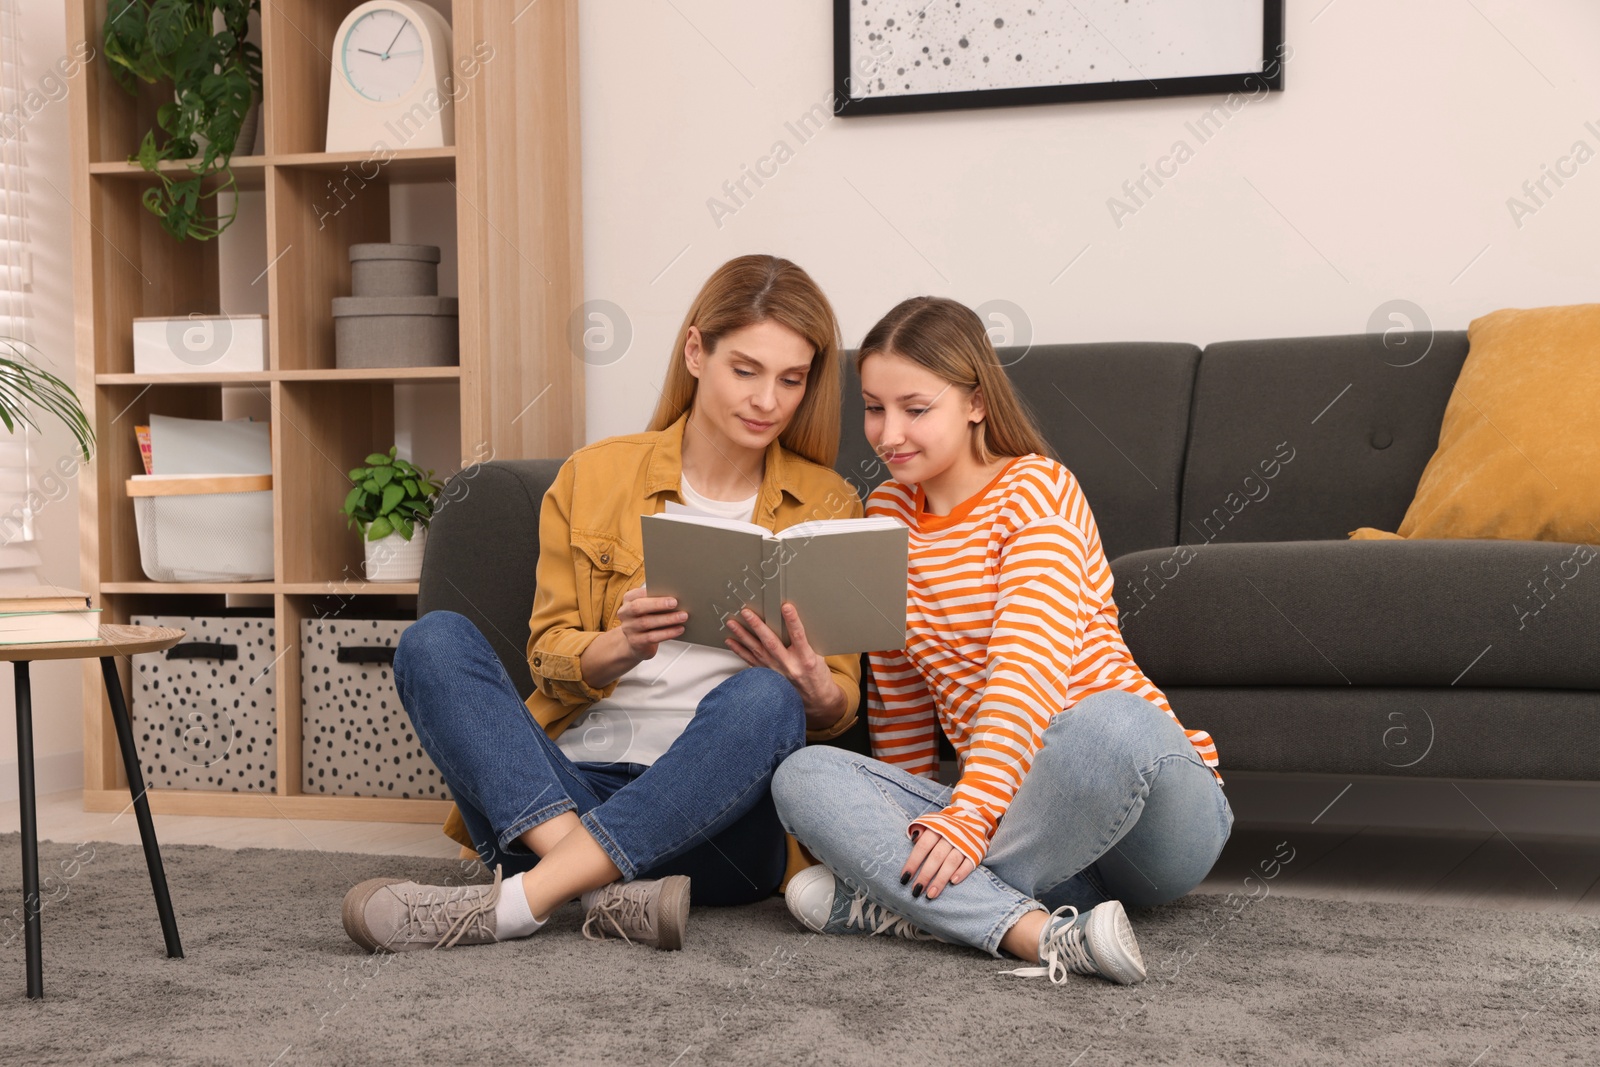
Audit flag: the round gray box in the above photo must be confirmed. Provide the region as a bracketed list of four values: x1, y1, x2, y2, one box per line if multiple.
[349, 243, 441, 298]
[332, 295, 460, 368]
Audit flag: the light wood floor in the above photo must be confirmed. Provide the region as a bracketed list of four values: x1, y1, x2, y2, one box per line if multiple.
[4, 789, 1598, 915]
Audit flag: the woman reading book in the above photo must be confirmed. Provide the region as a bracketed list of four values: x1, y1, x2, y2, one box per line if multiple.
[341, 255, 866, 953]
[766, 296, 1234, 986]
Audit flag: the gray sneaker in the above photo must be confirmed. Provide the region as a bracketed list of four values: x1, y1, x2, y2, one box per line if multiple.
[580, 875, 690, 950]
[343, 866, 504, 952]
[785, 864, 941, 941]
[1001, 901, 1147, 985]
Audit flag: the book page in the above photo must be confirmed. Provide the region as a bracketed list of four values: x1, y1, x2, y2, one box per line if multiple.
[646, 510, 770, 537]
[778, 516, 906, 539]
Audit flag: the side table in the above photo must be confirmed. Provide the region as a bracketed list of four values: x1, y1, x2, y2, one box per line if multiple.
[4, 624, 187, 999]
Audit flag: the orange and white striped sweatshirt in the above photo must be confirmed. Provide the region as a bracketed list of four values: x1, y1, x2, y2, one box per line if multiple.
[865, 454, 1221, 868]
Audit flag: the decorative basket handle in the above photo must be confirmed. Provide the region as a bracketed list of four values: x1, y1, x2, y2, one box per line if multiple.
[336, 646, 396, 665]
[166, 642, 238, 661]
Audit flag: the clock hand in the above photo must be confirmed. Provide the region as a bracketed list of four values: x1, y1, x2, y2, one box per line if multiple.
[386, 50, 423, 57]
[384, 20, 407, 59]
[357, 48, 386, 57]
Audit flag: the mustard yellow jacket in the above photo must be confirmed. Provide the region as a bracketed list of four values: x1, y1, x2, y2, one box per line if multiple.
[442, 412, 865, 876]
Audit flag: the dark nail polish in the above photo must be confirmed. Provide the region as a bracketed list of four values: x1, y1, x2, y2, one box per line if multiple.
[910, 829, 921, 842]
[900, 872, 910, 885]
[912, 883, 923, 898]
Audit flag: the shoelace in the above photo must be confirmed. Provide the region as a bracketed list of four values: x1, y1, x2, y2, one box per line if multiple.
[582, 883, 655, 944]
[845, 891, 935, 940]
[998, 905, 1094, 984]
[396, 866, 502, 950]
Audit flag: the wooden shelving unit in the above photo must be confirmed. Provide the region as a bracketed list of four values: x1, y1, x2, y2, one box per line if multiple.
[65, 0, 584, 822]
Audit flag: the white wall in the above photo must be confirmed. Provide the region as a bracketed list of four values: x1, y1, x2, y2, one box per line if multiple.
[577, 0, 1600, 442]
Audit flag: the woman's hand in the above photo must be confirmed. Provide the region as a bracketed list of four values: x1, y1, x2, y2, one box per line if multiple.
[581, 586, 690, 690]
[723, 602, 845, 730]
[615, 586, 689, 661]
[901, 826, 975, 901]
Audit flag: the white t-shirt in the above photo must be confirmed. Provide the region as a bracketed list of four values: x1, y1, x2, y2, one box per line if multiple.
[554, 473, 758, 767]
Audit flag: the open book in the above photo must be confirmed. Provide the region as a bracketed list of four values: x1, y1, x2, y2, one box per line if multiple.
[639, 512, 908, 656]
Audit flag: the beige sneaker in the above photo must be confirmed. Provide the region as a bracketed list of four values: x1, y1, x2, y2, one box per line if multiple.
[342, 866, 504, 952]
[580, 875, 690, 950]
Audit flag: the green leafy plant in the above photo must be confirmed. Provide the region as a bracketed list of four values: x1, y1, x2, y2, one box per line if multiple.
[0, 339, 94, 462]
[341, 447, 441, 542]
[102, 0, 264, 241]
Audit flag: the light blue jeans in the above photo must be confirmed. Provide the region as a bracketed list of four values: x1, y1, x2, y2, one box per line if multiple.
[772, 688, 1234, 957]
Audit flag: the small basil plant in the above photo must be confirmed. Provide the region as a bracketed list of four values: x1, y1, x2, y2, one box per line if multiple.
[341, 447, 442, 542]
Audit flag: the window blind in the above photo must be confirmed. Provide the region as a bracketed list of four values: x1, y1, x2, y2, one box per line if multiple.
[0, 0, 43, 582]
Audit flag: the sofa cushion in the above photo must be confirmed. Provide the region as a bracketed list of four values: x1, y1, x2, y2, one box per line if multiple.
[1182, 332, 1468, 545]
[1113, 539, 1600, 689]
[1162, 686, 1600, 779]
[418, 459, 565, 700]
[838, 342, 1199, 559]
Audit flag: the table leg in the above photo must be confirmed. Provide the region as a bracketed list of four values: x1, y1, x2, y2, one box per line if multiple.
[99, 656, 183, 960]
[12, 661, 42, 999]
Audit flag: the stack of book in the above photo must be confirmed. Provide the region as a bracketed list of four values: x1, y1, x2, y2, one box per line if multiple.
[0, 587, 102, 645]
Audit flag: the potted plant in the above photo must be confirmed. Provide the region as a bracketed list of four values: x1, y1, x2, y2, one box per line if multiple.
[102, 0, 264, 241]
[340, 447, 441, 582]
[0, 339, 94, 461]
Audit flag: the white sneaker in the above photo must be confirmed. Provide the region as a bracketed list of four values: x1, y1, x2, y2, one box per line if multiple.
[784, 865, 940, 941]
[1001, 901, 1147, 985]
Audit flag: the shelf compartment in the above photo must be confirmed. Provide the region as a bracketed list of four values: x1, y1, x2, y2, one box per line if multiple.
[267, 164, 392, 372]
[95, 384, 234, 585]
[274, 380, 396, 587]
[261, 1, 376, 157]
[89, 179, 271, 376]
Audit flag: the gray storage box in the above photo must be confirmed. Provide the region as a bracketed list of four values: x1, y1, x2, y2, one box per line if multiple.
[129, 615, 278, 793]
[350, 243, 441, 297]
[332, 295, 459, 369]
[300, 618, 450, 799]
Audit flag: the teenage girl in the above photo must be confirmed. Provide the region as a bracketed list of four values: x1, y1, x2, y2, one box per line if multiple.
[768, 296, 1233, 984]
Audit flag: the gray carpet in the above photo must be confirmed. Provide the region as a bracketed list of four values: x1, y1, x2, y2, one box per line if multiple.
[1, 834, 1597, 1066]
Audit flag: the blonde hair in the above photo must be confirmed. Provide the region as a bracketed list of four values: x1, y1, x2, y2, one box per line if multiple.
[856, 296, 1055, 464]
[647, 255, 843, 467]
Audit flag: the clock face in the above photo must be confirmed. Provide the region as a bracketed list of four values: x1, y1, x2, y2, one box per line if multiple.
[341, 9, 425, 103]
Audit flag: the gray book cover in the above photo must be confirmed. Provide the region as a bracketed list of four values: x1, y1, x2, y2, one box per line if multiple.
[639, 514, 908, 656]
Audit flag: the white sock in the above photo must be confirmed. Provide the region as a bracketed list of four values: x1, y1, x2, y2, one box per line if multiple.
[493, 872, 547, 940]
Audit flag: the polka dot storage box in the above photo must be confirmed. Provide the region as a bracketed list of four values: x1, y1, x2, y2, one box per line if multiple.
[300, 617, 450, 799]
[129, 614, 278, 793]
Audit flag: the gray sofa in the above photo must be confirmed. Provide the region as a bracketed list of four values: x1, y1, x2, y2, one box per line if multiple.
[419, 331, 1600, 784]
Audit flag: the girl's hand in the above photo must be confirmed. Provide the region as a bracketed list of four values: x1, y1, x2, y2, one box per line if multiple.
[723, 602, 843, 726]
[901, 826, 975, 901]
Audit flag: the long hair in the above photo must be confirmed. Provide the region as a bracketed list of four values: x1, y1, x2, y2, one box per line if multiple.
[647, 255, 843, 467]
[855, 296, 1055, 463]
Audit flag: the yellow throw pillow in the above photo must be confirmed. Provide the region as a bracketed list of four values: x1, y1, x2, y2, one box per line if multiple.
[1349, 303, 1600, 544]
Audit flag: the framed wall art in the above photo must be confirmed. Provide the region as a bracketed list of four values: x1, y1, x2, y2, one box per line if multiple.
[834, 0, 1286, 116]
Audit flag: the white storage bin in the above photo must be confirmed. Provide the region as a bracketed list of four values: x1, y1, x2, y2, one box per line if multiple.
[130, 614, 278, 793]
[126, 474, 274, 582]
[132, 314, 267, 375]
[300, 618, 450, 799]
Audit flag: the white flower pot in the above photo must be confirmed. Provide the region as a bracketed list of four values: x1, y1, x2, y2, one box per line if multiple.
[363, 526, 427, 582]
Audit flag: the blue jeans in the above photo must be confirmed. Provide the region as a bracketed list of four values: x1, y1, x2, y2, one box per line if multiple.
[396, 611, 807, 906]
[772, 688, 1234, 956]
